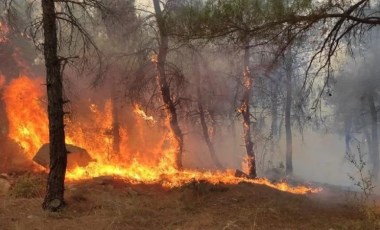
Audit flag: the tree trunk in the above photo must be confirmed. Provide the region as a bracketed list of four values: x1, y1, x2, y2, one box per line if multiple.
[0, 88, 8, 170]
[112, 96, 120, 155]
[208, 110, 217, 142]
[344, 116, 352, 153]
[194, 57, 223, 169]
[364, 129, 372, 160]
[198, 104, 223, 169]
[152, 0, 183, 169]
[285, 54, 293, 175]
[271, 83, 279, 139]
[41, 0, 67, 212]
[240, 42, 256, 178]
[368, 92, 379, 177]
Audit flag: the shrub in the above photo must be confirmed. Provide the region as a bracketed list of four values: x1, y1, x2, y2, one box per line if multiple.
[10, 174, 45, 198]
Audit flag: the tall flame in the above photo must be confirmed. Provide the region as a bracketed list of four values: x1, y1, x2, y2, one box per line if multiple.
[2, 75, 322, 194]
[3, 76, 48, 159]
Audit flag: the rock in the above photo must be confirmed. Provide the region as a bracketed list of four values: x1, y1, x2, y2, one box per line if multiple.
[33, 143, 94, 170]
[0, 178, 11, 196]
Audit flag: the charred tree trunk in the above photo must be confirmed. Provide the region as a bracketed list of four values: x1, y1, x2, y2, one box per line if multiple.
[368, 92, 379, 177]
[208, 110, 218, 142]
[271, 83, 279, 139]
[194, 57, 223, 169]
[41, 0, 67, 211]
[0, 89, 8, 170]
[270, 82, 279, 156]
[285, 55, 293, 176]
[240, 42, 256, 178]
[0, 90, 6, 139]
[198, 105, 223, 169]
[112, 96, 120, 155]
[152, 0, 183, 169]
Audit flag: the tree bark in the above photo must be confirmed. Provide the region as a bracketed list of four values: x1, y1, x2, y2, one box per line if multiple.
[271, 83, 279, 139]
[194, 57, 223, 169]
[368, 92, 379, 177]
[41, 0, 67, 212]
[152, 0, 183, 169]
[240, 42, 256, 178]
[208, 110, 217, 142]
[285, 53, 293, 175]
[112, 96, 120, 155]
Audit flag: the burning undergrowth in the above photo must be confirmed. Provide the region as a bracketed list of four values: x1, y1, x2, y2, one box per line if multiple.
[1, 75, 321, 195]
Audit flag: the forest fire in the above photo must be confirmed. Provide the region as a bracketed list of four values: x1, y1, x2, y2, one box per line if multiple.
[2, 75, 321, 195]
[3, 0, 380, 227]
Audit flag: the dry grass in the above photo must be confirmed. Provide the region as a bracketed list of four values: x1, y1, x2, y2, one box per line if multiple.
[0, 177, 378, 230]
[9, 174, 45, 198]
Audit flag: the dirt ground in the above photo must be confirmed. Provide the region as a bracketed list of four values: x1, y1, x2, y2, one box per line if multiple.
[0, 175, 378, 230]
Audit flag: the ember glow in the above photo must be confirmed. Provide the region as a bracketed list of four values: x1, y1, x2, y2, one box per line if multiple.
[3, 75, 321, 194]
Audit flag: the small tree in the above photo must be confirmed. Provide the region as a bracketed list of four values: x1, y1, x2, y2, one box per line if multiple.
[152, 0, 184, 169]
[3, 0, 109, 211]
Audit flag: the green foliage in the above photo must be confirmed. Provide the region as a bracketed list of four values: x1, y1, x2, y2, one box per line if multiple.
[167, 0, 314, 42]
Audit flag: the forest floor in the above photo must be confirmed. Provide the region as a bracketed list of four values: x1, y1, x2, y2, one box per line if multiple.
[0, 173, 379, 230]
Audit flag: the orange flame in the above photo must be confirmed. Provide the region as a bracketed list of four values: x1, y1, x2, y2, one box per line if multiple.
[3, 75, 322, 195]
[133, 104, 156, 123]
[3, 76, 48, 159]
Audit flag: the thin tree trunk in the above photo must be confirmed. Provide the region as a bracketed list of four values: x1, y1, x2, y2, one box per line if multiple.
[285, 54, 293, 175]
[112, 96, 120, 155]
[198, 104, 223, 169]
[344, 116, 352, 153]
[364, 129, 372, 160]
[241, 42, 256, 178]
[271, 83, 279, 139]
[270, 82, 279, 156]
[0, 89, 7, 170]
[152, 0, 183, 169]
[229, 81, 240, 145]
[208, 110, 218, 141]
[368, 92, 379, 177]
[194, 57, 223, 169]
[41, 0, 67, 211]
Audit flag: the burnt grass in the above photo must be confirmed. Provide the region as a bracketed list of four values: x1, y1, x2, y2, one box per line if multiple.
[0, 174, 378, 230]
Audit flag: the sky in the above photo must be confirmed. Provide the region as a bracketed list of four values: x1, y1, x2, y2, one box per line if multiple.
[135, 0, 154, 14]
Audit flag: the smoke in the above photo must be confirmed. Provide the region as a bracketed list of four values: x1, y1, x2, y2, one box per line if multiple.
[2, 0, 380, 195]
[290, 30, 380, 189]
